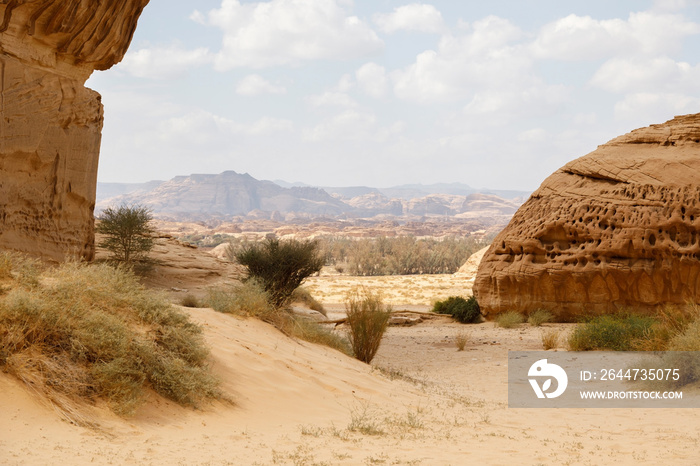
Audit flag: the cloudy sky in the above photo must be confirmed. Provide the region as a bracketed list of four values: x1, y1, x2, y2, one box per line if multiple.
[87, 0, 700, 191]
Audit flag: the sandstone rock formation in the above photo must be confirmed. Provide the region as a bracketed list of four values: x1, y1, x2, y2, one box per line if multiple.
[0, 0, 149, 261]
[454, 246, 490, 290]
[474, 114, 700, 320]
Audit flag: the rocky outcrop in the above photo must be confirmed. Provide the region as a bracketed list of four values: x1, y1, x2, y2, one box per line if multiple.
[0, 1, 149, 261]
[474, 114, 700, 320]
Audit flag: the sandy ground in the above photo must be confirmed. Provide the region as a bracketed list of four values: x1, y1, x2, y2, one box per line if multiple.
[3, 241, 700, 465]
[4, 314, 700, 465]
[304, 270, 473, 307]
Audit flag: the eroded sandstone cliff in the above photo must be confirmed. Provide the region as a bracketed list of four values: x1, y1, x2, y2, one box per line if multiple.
[0, 0, 149, 261]
[474, 114, 700, 320]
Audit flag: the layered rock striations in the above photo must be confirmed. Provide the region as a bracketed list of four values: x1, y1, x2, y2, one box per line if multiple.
[0, 0, 149, 261]
[474, 114, 700, 320]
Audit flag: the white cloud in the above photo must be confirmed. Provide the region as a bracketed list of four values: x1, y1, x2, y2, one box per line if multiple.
[532, 12, 700, 60]
[307, 91, 358, 107]
[463, 84, 570, 119]
[651, 0, 698, 12]
[356, 62, 387, 98]
[613, 93, 700, 123]
[205, 0, 383, 69]
[391, 16, 535, 104]
[160, 110, 293, 142]
[302, 110, 378, 142]
[337, 74, 355, 93]
[118, 46, 212, 79]
[373, 3, 445, 34]
[590, 57, 700, 93]
[236, 74, 287, 95]
[517, 128, 548, 143]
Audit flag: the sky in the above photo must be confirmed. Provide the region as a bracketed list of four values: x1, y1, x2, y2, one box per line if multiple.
[87, 0, 700, 191]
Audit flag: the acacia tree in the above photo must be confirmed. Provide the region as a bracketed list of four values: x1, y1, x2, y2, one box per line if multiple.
[235, 237, 324, 307]
[97, 205, 155, 263]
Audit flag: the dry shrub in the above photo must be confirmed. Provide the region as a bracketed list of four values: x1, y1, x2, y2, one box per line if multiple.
[286, 317, 351, 355]
[0, 252, 14, 279]
[495, 311, 524, 329]
[455, 332, 469, 351]
[206, 279, 276, 321]
[528, 309, 554, 327]
[180, 294, 202, 308]
[568, 313, 657, 351]
[541, 329, 560, 350]
[290, 287, 326, 316]
[208, 281, 350, 355]
[0, 262, 221, 421]
[345, 288, 392, 364]
[0, 251, 42, 288]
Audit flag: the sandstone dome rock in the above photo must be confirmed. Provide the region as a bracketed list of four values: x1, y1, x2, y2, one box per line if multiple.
[474, 113, 700, 321]
[454, 246, 490, 290]
[0, 1, 150, 261]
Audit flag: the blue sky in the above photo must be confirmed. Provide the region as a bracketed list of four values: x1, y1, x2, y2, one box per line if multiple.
[87, 0, 700, 190]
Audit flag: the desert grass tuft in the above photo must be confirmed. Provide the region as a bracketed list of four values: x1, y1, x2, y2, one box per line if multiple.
[495, 311, 525, 328]
[286, 317, 351, 355]
[208, 281, 351, 355]
[455, 332, 469, 351]
[0, 251, 42, 288]
[206, 279, 275, 320]
[567, 313, 657, 351]
[528, 309, 554, 327]
[345, 287, 392, 364]
[0, 262, 221, 421]
[180, 294, 203, 308]
[541, 329, 560, 350]
[290, 286, 326, 316]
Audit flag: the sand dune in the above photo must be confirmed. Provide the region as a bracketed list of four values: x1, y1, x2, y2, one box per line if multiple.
[3, 305, 700, 465]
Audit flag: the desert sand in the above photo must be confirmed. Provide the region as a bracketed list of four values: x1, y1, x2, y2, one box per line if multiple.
[3, 240, 700, 465]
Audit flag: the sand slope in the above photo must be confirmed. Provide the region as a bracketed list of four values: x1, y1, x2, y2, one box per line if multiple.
[3, 306, 700, 465]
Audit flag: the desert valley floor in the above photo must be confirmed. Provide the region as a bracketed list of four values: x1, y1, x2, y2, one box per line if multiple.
[2, 239, 700, 465]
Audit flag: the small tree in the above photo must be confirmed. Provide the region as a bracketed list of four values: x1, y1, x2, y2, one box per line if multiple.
[97, 205, 155, 263]
[235, 237, 324, 308]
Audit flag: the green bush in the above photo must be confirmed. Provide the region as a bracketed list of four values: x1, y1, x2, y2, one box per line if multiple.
[567, 314, 657, 351]
[433, 296, 482, 323]
[0, 262, 220, 420]
[495, 311, 525, 328]
[345, 288, 392, 364]
[97, 204, 155, 264]
[235, 237, 324, 308]
[527, 309, 554, 327]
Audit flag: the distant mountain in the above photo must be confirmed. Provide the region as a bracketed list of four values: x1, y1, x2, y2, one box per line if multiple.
[96, 171, 528, 221]
[97, 171, 350, 218]
[379, 182, 477, 199]
[96, 180, 165, 201]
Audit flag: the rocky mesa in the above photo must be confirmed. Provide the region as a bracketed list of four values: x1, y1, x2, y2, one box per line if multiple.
[474, 113, 700, 320]
[0, 1, 149, 261]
